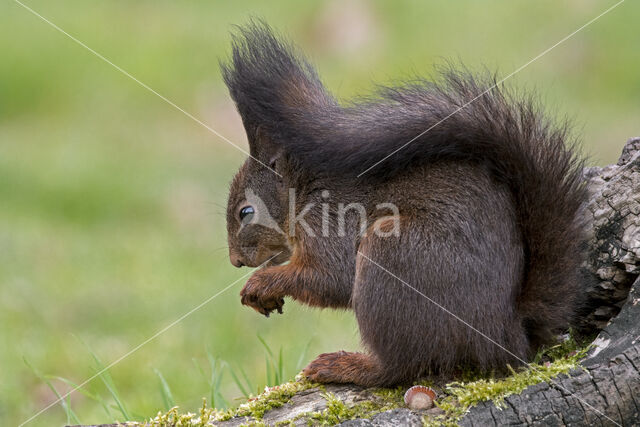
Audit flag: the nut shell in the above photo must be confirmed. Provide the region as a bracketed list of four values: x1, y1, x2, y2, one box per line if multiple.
[404, 385, 436, 410]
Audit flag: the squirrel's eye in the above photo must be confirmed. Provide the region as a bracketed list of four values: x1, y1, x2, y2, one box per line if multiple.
[239, 206, 255, 223]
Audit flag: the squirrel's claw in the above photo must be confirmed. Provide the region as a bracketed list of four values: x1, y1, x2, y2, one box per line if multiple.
[240, 286, 285, 317]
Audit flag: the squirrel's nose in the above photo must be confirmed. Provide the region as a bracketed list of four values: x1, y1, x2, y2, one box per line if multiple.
[230, 252, 245, 268]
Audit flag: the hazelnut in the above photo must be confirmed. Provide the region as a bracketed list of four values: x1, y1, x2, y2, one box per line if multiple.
[404, 385, 436, 410]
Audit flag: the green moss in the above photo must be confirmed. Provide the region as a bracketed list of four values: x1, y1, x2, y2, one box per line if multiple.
[143, 339, 588, 427]
[424, 340, 590, 426]
[371, 386, 406, 407]
[144, 382, 401, 426]
[145, 398, 217, 426]
[302, 388, 406, 426]
[144, 376, 315, 426]
[233, 379, 315, 420]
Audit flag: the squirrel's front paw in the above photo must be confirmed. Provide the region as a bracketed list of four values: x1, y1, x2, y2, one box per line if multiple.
[240, 272, 285, 317]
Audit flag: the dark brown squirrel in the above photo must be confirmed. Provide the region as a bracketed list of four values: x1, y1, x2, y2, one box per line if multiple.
[221, 22, 587, 387]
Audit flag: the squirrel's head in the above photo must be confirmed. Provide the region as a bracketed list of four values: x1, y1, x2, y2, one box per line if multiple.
[221, 21, 335, 268]
[225, 141, 292, 268]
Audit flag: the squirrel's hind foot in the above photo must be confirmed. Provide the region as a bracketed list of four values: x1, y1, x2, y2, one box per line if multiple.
[303, 351, 383, 387]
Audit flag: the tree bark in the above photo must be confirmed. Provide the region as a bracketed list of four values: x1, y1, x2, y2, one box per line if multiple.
[577, 137, 640, 334]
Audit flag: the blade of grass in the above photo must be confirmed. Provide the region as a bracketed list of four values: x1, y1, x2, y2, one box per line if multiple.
[206, 352, 218, 408]
[277, 347, 284, 385]
[197, 349, 228, 409]
[258, 335, 283, 386]
[73, 336, 132, 421]
[24, 358, 81, 425]
[86, 348, 131, 420]
[229, 364, 256, 398]
[239, 365, 257, 396]
[228, 365, 250, 398]
[193, 358, 215, 409]
[212, 365, 227, 409]
[192, 358, 207, 380]
[51, 376, 113, 419]
[257, 334, 274, 358]
[296, 339, 313, 372]
[153, 368, 176, 411]
[65, 394, 74, 424]
[265, 354, 273, 386]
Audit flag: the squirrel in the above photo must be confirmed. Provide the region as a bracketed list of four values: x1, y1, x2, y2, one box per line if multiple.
[221, 22, 587, 387]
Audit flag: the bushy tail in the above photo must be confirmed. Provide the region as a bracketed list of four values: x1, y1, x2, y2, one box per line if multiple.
[222, 23, 588, 350]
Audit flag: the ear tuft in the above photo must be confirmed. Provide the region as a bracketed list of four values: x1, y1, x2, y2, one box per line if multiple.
[220, 20, 335, 157]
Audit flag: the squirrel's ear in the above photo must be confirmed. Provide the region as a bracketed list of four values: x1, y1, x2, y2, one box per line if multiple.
[255, 125, 284, 172]
[221, 20, 335, 159]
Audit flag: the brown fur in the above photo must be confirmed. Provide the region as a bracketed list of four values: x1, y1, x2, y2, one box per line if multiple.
[222, 22, 587, 386]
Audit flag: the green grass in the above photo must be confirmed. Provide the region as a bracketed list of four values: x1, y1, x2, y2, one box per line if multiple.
[1, 1, 638, 425]
[24, 337, 309, 425]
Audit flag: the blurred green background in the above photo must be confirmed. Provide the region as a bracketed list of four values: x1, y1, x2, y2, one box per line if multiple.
[1, 0, 638, 425]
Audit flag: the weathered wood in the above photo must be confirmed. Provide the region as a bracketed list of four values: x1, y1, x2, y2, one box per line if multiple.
[578, 137, 640, 334]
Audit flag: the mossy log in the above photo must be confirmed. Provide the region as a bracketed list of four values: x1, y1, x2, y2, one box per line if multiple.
[72, 138, 640, 427]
